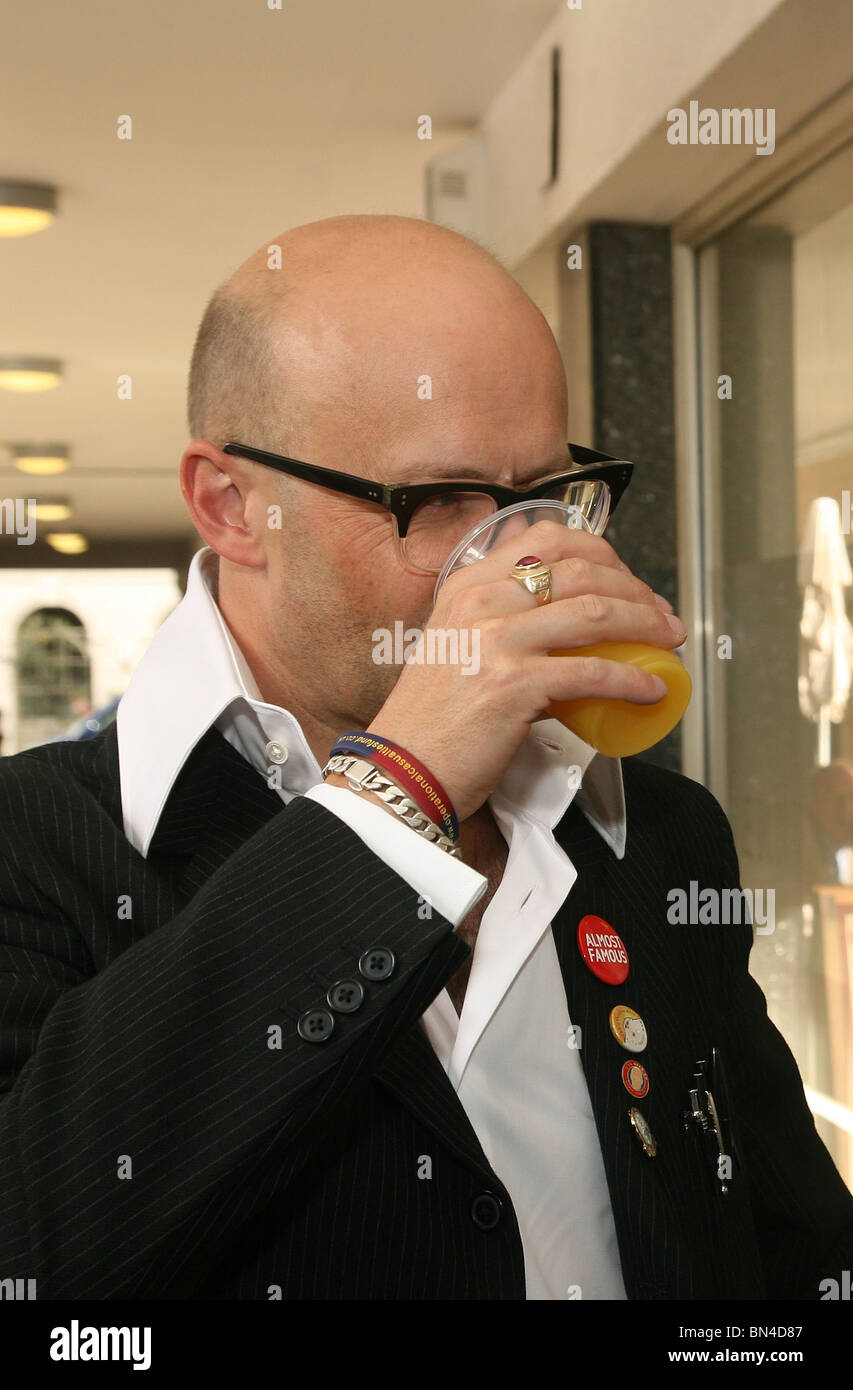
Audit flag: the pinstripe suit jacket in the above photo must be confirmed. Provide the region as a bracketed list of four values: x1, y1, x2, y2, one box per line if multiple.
[0, 723, 851, 1300]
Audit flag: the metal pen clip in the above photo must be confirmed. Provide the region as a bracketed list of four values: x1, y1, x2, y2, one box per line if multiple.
[683, 1050, 732, 1195]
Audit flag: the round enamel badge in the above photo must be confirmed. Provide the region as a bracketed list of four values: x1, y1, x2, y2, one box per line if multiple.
[577, 915, 630, 985]
[609, 1004, 648, 1052]
[621, 1059, 650, 1099]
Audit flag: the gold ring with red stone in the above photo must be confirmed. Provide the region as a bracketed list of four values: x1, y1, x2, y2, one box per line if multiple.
[511, 554, 553, 605]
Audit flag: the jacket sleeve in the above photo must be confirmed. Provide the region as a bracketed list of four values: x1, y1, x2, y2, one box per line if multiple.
[304, 780, 487, 920]
[709, 796, 853, 1298]
[0, 778, 471, 1299]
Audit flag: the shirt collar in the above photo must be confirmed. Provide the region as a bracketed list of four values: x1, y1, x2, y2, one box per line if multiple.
[116, 546, 626, 859]
[492, 717, 625, 859]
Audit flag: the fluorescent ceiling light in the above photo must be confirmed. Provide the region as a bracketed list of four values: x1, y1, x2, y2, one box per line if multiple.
[45, 532, 88, 554]
[11, 445, 70, 475]
[33, 499, 72, 522]
[0, 357, 63, 392]
[0, 181, 57, 237]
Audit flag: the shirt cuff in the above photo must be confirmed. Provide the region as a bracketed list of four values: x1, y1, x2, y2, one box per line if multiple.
[304, 783, 486, 928]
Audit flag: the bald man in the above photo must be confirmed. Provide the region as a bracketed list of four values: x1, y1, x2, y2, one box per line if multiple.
[1, 215, 851, 1302]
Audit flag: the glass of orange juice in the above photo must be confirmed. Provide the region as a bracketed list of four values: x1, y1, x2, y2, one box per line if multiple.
[433, 499, 691, 758]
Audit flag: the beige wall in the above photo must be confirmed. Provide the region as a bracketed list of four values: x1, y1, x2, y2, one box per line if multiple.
[481, 0, 783, 265]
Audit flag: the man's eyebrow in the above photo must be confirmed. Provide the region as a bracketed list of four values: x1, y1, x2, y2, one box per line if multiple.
[415, 464, 490, 480]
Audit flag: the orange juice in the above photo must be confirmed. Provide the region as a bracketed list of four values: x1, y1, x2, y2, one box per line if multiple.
[546, 642, 692, 757]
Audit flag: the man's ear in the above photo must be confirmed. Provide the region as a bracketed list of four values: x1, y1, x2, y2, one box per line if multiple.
[180, 441, 267, 567]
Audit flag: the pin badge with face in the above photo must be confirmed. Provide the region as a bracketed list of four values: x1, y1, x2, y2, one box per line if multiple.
[621, 1059, 650, 1099]
[609, 1004, 648, 1053]
[628, 1106, 657, 1157]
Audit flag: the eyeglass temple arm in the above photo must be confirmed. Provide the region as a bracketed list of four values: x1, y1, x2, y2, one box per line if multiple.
[223, 443, 385, 504]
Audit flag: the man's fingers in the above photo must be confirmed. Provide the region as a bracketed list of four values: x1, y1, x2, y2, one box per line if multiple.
[504, 593, 687, 654]
[534, 651, 670, 705]
[441, 561, 671, 625]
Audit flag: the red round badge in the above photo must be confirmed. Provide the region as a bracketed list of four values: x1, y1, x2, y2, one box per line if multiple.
[577, 914, 630, 985]
[621, 1059, 650, 1099]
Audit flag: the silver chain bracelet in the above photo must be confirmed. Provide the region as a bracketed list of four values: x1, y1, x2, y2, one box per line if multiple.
[322, 754, 462, 859]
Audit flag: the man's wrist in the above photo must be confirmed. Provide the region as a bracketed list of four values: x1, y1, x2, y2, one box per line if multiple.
[322, 768, 465, 860]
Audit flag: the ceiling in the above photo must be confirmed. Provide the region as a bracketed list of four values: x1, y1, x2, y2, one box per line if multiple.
[0, 0, 558, 547]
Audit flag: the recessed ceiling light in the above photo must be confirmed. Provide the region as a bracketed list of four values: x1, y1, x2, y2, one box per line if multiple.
[33, 498, 71, 522]
[11, 444, 70, 475]
[46, 532, 88, 554]
[0, 357, 63, 392]
[0, 180, 57, 237]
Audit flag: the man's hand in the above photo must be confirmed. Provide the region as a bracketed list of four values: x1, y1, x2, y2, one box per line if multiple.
[366, 519, 686, 823]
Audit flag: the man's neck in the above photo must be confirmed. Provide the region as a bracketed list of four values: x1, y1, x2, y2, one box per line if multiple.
[216, 587, 351, 771]
[456, 801, 505, 866]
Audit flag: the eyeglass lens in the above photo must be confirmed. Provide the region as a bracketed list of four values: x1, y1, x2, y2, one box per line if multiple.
[402, 478, 611, 572]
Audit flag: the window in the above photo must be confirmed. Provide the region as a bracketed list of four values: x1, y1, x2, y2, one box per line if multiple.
[16, 607, 91, 749]
[697, 139, 853, 1187]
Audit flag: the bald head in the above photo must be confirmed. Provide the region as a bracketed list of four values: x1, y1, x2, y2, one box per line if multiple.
[187, 214, 565, 462]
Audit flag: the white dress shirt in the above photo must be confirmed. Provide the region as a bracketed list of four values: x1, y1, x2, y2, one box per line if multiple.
[116, 546, 628, 1300]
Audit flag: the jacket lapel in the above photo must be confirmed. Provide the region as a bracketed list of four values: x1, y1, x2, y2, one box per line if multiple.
[550, 794, 714, 1298]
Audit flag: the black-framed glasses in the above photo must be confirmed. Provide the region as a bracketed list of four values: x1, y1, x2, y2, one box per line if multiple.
[222, 440, 634, 575]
